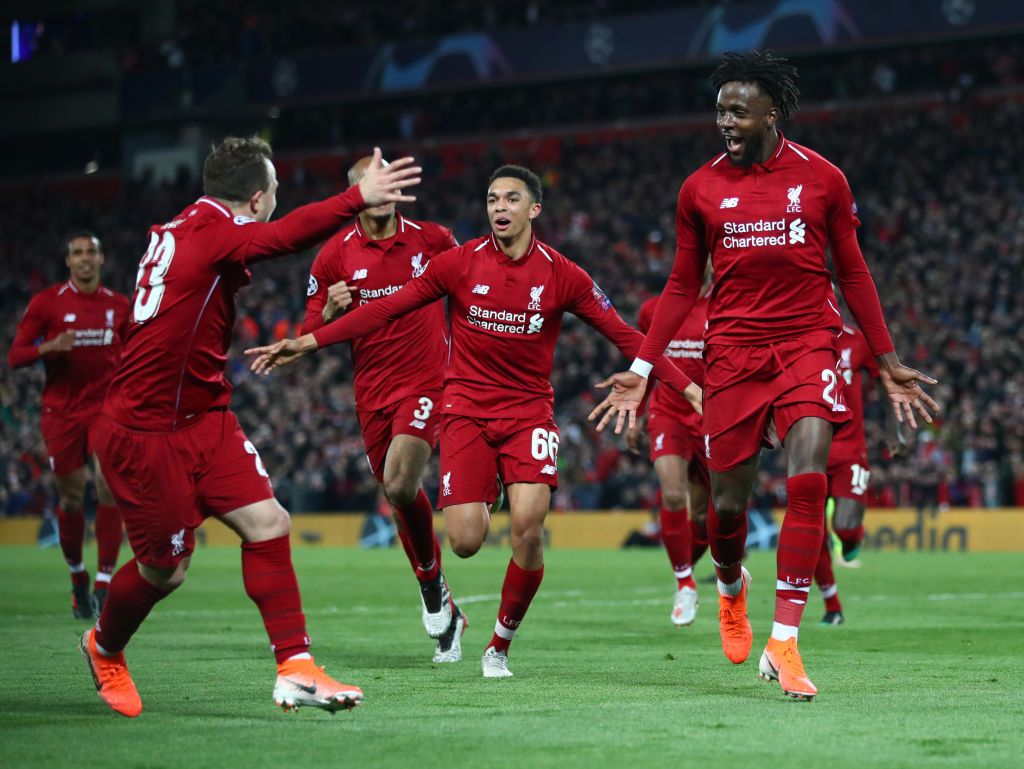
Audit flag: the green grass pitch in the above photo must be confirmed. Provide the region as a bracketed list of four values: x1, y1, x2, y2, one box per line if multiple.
[2, 545, 1022, 768]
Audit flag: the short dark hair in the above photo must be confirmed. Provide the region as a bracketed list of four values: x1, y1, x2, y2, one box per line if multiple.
[66, 231, 101, 253]
[710, 50, 800, 119]
[203, 135, 274, 201]
[488, 164, 543, 204]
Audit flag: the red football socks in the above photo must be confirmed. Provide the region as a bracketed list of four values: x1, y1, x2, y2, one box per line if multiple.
[489, 559, 544, 653]
[94, 503, 123, 588]
[242, 535, 311, 664]
[814, 531, 842, 613]
[708, 499, 747, 588]
[94, 559, 173, 654]
[395, 489, 441, 583]
[774, 473, 828, 634]
[56, 505, 85, 578]
[690, 516, 709, 565]
[659, 505, 695, 589]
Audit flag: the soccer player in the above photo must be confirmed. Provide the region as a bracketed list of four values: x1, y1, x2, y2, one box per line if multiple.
[814, 311, 906, 625]
[302, 154, 464, 662]
[246, 165, 702, 679]
[8, 232, 129, 618]
[589, 51, 938, 700]
[625, 280, 713, 627]
[79, 137, 421, 717]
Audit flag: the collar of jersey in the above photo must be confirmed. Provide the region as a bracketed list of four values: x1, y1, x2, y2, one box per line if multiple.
[756, 131, 788, 173]
[487, 232, 537, 261]
[353, 214, 408, 249]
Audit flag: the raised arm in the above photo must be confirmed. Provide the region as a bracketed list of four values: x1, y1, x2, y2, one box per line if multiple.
[224, 149, 422, 265]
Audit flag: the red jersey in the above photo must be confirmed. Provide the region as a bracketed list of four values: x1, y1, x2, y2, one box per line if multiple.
[637, 134, 894, 367]
[104, 189, 365, 432]
[638, 293, 708, 417]
[312, 234, 692, 421]
[8, 281, 130, 415]
[302, 214, 456, 411]
[832, 324, 880, 452]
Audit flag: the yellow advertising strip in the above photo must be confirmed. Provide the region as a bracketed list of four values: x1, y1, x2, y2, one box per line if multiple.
[2, 508, 1023, 552]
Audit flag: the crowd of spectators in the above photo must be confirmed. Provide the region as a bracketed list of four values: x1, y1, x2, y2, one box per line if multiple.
[2, 92, 1023, 517]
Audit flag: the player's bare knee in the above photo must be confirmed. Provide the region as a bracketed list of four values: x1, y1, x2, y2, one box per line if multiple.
[511, 530, 543, 562]
[662, 487, 688, 512]
[449, 532, 483, 558]
[382, 477, 417, 509]
[712, 494, 745, 520]
[59, 492, 85, 513]
[138, 558, 189, 590]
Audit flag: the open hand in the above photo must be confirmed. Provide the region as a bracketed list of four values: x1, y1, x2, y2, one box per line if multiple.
[588, 371, 648, 434]
[879, 362, 939, 430]
[245, 335, 317, 375]
[357, 147, 421, 206]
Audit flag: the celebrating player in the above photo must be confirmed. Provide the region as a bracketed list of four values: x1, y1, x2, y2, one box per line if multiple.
[246, 165, 702, 679]
[79, 137, 421, 717]
[590, 51, 938, 700]
[8, 232, 129, 618]
[625, 279, 713, 628]
[302, 155, 464, 663]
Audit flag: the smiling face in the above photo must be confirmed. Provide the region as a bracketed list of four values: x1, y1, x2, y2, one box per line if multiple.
[487, 176, 541, 243]
[716, 81, 779, 167]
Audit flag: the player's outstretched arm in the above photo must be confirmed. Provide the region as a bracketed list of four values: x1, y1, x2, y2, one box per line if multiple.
[877, 352, 939, 430]
[237, 148, 422, 263]
[246, 335, 318, 375]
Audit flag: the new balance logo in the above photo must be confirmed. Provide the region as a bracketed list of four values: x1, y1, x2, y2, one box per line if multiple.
[409, 419, 426, 429]
[442, 471, 452, 496]
[788, 218, 806, 245]
[472, 284, 490, 295]
[352, 269, 368, 280]
[720, 197, 739, 209]
[540, 464, 556, 476]
[63, 313, 77, 322]
[527, 313, 544, 334]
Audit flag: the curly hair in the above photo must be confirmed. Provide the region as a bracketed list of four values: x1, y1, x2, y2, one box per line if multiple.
[710, 50, 801, 119]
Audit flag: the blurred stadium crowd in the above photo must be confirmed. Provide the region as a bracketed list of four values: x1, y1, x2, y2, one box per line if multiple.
[2, 42, 1022, 517]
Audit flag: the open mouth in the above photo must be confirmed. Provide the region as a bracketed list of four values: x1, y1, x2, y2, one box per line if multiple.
[493, 217, 512, 232]
[723, 135, 744, 155]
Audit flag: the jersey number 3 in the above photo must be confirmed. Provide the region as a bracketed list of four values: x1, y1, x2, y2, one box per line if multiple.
[134, 231, 176, 323]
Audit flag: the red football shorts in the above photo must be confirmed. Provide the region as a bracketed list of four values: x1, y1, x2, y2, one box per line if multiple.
[93, 409, 275, 569]
[40, 408, 102, 476]
[358, 390, 442, 482]
[646, 408, 710, 488]
[437, 414, 560, 507]
[703, 331, 852, 473]
[827, 434, 871, 501]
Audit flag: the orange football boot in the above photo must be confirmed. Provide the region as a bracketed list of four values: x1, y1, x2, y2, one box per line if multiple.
[717, 566, 753, 663]
[80, 628, 143, 717]
[274, 657, 364, 713]
[759, 636, 817, 701]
